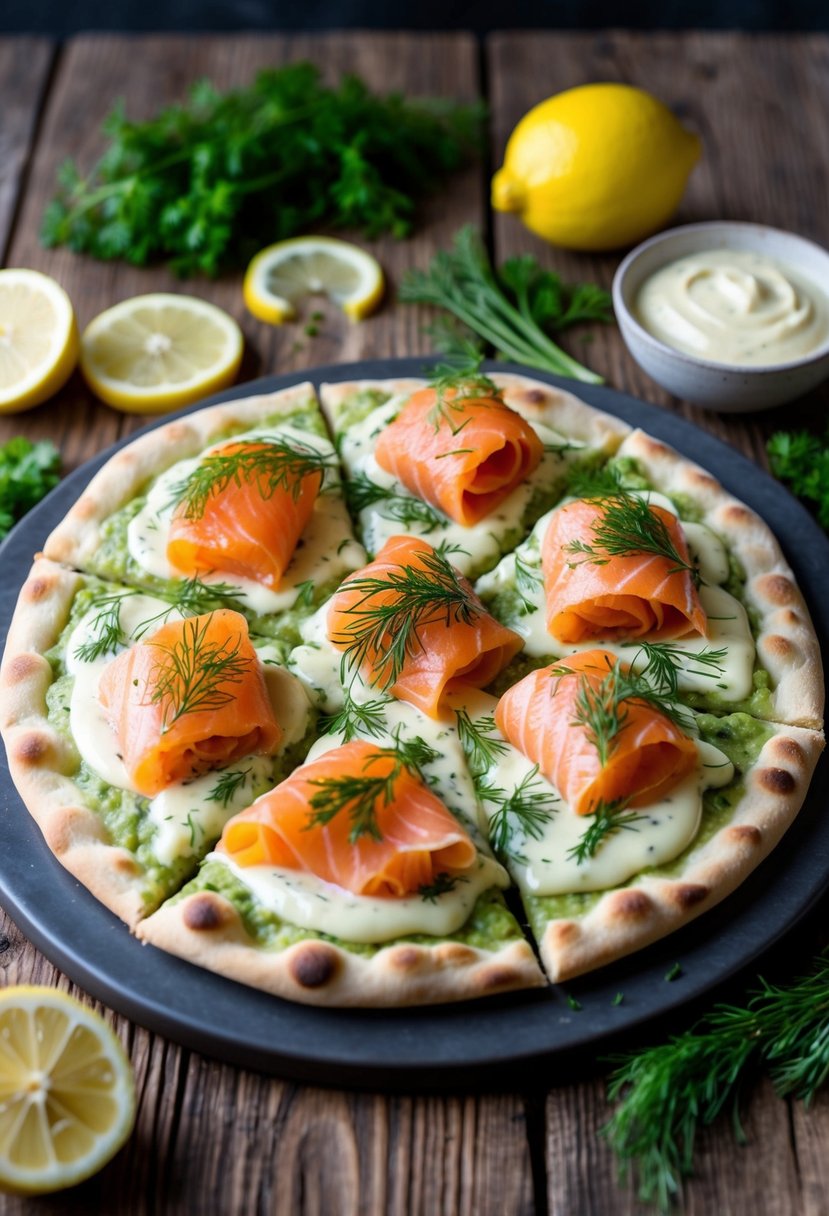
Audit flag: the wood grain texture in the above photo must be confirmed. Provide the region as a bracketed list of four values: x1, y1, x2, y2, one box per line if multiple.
[1, 31, 483, 468]
[487, 31, 829, 463]
[0, 38, 54, 260]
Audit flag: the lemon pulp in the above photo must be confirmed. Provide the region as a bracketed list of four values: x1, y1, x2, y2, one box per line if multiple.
[0, 269, 78, 413]
[244, 237, 384, 323]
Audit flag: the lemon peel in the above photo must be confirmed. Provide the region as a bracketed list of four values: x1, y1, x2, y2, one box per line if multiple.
[243, 236, 384, 324]
[0, 269, 79, 413]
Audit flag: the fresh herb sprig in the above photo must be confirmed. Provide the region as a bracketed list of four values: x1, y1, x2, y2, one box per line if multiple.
[425, 358, 503, 432]
[418, 872, 467, 902]
[604, 948, 829, 1209]
[0, 438, 60, 540]
[623, 639, 728, 699]
[767, 428, 829, 528]
[319, 691, 390, 743]
[455, 708, 509, 778]
[148, 614, 249, 730]
[564, 493, 699, 585]
[171, 438, 332, 520]
[333, 545, 480, 691]
[567, 799, 647, 864]
[400, 226, 608, 385]
[42, 64, 483, 275]
[478, 766, 558, 864]
[513, 550, 543, 614]
[74, 590, 136, 661]
[206, 767, 251, 807]
[345, 472, 447, 532]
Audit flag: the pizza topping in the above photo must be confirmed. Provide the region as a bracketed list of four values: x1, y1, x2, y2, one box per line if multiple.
[495, 650, 698, 817]
[167, 438, 328, 590]
[373, 380, 543, 526]
[542, 497, 708, 643]
[218, 740, 478, 898]
[327, 535, 523, 718]
[98, 609, 282, 797]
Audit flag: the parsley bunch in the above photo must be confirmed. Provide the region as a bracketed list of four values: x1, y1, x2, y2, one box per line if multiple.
[41, 64, 483, 276]
[0, 438, 60, 540]
[767, 427, 829, 527]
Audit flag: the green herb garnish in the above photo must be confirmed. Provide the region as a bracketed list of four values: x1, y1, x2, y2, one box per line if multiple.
[73, 590, 135, 662]
[425, 357, 502, 432]
[567, 799, 648, 865]
[206, 767, 251, 807]
[147, 613, 249, 730]
[319, 692, 390, 743]
[478, 766, 558, 864]
[400, 226, 607, 385]
[564, 492, 699, 585]
[455, 708, 509, 778]
[418, 872, 467, 903]
[768, 427, 829, 527]
[42, 64, 483, 275]
[622, 639, 728, 699]
[171, 437, 332, 521]
[513, 550, 543, 614]
[0, 438, 60, 540]
[345, 471, 447, 532]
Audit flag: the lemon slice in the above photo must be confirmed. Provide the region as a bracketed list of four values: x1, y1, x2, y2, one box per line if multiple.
[80, 293, 244, 414]
[0, 269, 79, 413]
[243, 237, 384, 323]
[0, 986, 136, 1195]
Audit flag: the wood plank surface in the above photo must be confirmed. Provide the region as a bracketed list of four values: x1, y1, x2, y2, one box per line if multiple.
[0, 38, 54, 260]
[487, 30, 829, 1214]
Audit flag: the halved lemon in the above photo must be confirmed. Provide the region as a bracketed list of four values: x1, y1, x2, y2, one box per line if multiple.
[0, 269, 79, 413]
[0, 985, 136, 1195]
[80, 293, 244, 414]
[243, 237, 384, 323]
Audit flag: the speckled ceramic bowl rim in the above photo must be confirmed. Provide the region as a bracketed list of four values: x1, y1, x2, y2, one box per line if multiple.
[612, 221, 829, 374]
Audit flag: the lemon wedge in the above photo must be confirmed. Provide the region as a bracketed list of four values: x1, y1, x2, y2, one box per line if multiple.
[243, 237, 384, 323]
[0, 986, 136, 1195]
[0, 269, 79, 413]
[80, 293, 243, 414]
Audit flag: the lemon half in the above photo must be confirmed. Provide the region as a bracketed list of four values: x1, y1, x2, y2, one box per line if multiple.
[492, 83, 701, 251]
[0, 269, 79, 413]
[0, 986, 136, 1195]
[244, 237, 384, 324]
[81, 293, 243, 414]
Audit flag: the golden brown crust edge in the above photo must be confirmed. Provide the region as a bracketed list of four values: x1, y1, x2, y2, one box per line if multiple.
[0, 558, 148, 927]
[540, 721, 825, 982]
[617, 428, 825, 730]
[42, 383, 319, 569]
[136, 894, 545, 1008]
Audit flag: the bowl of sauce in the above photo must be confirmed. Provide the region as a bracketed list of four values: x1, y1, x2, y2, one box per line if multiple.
[612, 222, 829, 411]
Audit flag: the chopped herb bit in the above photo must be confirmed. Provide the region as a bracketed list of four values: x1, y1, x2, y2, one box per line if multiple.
[565, 992, 583, 1011]
[665, 963, 683, 982]
[418, 872, 466, 903]
[612, 992, 625, 1007]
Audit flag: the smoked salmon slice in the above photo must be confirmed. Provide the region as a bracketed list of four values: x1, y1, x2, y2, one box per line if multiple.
[542, 497, 707, 643]
[495, 649, 698, 815]
[327, 535, 523, 718]
[218, 740, 477, 897]
[99, 609, 282, 797]
[167, 439, 324, 589]
[374, 384, 543, 526]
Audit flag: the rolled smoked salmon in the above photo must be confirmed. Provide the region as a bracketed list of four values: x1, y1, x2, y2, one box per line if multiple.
[218, 740, 477, 896]
[167, 440, 323, 588]
[327, 535, 523, 718]
[495, 649, 698, 815]
[374, 385, 543, 526]
[542, 498, 707, 643]
[99, 609, 282, 797]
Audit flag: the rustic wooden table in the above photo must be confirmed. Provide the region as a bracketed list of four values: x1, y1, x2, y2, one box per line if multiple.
[1, 29, 828, 1215]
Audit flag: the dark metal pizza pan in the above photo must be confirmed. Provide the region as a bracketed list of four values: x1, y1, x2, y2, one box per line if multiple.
[1, 358, 827, 1089]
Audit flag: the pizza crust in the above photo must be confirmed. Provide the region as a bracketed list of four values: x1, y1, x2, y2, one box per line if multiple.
[43, 384, 320, 570]
[537, 719, 825, 981]
[616, 429, 825, 729]
[136, 889, 545, 1008]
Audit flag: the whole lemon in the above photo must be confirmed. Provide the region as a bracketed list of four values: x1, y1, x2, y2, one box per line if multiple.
[492, 83, 701, 251]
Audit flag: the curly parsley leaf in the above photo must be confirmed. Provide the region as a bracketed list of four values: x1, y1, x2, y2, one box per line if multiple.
[0, 438, 60, 540]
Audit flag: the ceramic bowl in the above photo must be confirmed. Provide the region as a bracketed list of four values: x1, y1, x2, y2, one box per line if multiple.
[612, 221, 829, 412]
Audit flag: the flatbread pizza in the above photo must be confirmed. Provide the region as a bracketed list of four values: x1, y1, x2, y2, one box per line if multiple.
[0, 369, 823, 1004]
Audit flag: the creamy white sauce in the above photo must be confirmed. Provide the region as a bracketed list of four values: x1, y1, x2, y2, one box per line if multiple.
[338, 393, 585, 577]
[634, 249, 829, 366]
[127, 423, 365, 614]
[66, 594, 313, 865]
[467, 698, 733, 895]
[475, 497, 755, 701]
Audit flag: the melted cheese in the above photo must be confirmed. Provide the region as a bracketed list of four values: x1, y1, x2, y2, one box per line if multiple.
[127, 423, 365, 615]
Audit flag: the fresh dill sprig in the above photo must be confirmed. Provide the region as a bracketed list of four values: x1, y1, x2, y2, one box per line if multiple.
[564, 462, 627, 500]
[418, 872, 467, 903]
[206, 766, 251, 807]
[478, 766, 558, 864]
[345, 471, 447, 532]
[74, 590, 136, 661]
[622, 639, 728, 699]
[319, 691, 390, 743]
[455, 708, 510, 778]
[147, 614, 249, 730]
[564, 492, 699, 585]
[603, 948, 829, 1210]
[133, 576, 244, 639]
[513, 550, 543, 614]
[170, 437, 332, 521]
[333, 545, 480, 691]
[306, 735, 438, 843]
[567, 799, 648, 864]
[426, 356, 502, 433]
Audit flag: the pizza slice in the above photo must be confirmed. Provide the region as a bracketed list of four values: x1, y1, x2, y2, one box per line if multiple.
[136, 694, 545, 1007]
[477, 428, 823, 728]
[319, 372, 630, 578]
[42, 384, 366, 657]
[0, 559, 316, 926]
[452, 668, 824, 982]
